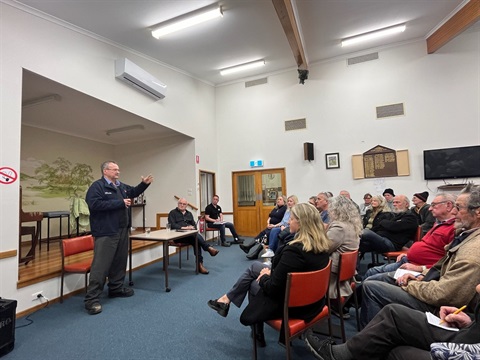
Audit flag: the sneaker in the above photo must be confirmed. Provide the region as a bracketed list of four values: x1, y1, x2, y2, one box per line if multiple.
[221, 242, 231, 247]
[108, 288, 134, 298]
[305, 332, 336, 360]
[232, 238, 244, 244]
[85, 302, 102, 315]
[261, 249, 275, 258]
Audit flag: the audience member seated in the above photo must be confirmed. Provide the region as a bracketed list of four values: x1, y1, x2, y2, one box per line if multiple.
[308, 196, 317, 206]
[411, 191, 435, 237]
[205, 194, 243, 247]
[207, 203, 330, 347]
[359, 193, 372, 218]
[267, 195, 298, 253]
[359, 194, 417, 262]
[364, 193, 456, 280]
[339, 190, 360, 213]
[305, 282, 480, 360]
[240, 195, 287, 254]
[168, 198, 219, 274]
[382, 188, 395, 211]
[326, 196, 362, 318]
[360, 184, 480, 328]
[315, 192, 331, 225]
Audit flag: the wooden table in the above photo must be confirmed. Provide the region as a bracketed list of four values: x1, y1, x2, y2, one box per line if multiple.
[129, 229, 198, 292]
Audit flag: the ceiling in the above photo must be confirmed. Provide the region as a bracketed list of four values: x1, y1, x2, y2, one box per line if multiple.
[14, 0, 470, 144]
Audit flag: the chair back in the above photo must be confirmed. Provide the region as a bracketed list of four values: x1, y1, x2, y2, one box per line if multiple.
[62, 235, 94, 258]
[414, 225, 422, 242]
[286, 260, 332, 308]
[337, 250, 359, 283]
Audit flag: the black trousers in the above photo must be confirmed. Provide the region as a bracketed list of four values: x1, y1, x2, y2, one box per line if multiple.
[346, 303, 478, 360]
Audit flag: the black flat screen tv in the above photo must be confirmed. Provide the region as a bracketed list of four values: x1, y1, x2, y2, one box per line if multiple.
[423, 145, 480, 180]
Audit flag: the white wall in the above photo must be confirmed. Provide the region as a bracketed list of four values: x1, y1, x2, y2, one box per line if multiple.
[215, 28, 480, 208]
[0, 3, 215, 312]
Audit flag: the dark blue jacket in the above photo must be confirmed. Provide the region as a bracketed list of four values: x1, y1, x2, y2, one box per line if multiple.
[86, 177, 149, 237]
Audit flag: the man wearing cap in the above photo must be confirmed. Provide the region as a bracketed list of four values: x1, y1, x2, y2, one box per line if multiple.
[412, 191, 435, 237]
[383, 188, 395, 211]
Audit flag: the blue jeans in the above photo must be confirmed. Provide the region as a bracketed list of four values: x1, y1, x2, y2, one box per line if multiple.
[364, 256, 409, 279]
[268, 227, 282, 252]
[360, 229, 396, 254]
[360, 276, 436, 328]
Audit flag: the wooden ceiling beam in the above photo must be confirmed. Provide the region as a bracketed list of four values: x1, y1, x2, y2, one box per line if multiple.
[427, 0, 479, 54]
[272, 0, 308, 69]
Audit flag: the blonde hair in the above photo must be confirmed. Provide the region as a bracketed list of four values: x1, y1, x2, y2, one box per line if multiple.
[289, 203, 330, 253]
[371, 194, 390, 215]
[287, 195, 299, 207]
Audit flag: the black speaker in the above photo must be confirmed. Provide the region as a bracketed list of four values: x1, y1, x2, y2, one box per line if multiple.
[0, 299, 16, 358]
[304, 142, 314, 161]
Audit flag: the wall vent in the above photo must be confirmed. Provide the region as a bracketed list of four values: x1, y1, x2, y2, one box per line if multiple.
[285, 118, 307, 131]
[347, 52, 379, 66]
[245, 77, 268, 88]
[376, 103, 405, 119]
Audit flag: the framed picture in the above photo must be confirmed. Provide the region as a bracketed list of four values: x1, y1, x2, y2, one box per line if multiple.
[325, 153, 340, 169]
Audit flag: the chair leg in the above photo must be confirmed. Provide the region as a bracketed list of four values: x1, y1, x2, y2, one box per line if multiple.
[338, 301, 346, 343]
[60, 272, 64, 303]
[178, 247, 182, 269]
[252, 326, 258, 360]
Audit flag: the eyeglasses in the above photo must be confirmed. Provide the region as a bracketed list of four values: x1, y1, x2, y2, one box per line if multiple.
[106, 168, 120, 172]
[430, 201, 447, 207]
[454, 204, 469, 211]
[179, 202, 188, 206]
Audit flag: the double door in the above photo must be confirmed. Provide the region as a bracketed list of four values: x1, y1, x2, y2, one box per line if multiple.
[232, 168, 286, 237]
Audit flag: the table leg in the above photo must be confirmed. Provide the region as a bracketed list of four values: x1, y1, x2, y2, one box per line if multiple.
[128, 234, 134, 286]
[163, 241, 170, 292]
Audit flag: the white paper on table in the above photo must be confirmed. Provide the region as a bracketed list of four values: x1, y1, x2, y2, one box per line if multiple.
[426, 312, 459, 332]
[393, 268, 421, 279]
[213, 221, 226, 225]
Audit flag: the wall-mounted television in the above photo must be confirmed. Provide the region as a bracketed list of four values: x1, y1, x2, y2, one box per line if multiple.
[423, 145, 480, 180]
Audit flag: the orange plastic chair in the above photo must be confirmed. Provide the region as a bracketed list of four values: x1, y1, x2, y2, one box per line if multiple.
[253, 260, 332, 360]
[205, 219, 221, 246]
[383, 225, 422, 263]
[334, 250, 360, 342]
[168, 240, 190, 269]
[60, 235, 94, 303]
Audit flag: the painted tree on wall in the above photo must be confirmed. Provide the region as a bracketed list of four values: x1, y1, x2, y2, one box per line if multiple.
[34, 157, 93, 198]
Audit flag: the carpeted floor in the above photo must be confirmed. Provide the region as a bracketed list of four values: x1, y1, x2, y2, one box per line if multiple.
[7, 239, 362, 360]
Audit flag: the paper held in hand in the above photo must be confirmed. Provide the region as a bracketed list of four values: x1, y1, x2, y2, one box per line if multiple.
[213, 221, 226, 225]
[393, 268, 421, 279]
[426, 312, 459, 332]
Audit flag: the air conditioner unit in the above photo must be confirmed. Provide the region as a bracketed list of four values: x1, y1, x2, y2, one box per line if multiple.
[115, 58, 167, 100]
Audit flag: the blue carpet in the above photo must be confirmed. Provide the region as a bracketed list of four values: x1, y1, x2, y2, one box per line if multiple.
[7, 239, 362, 360]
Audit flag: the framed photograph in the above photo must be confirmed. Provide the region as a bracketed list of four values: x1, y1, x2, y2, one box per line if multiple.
[325, 153, 340, 169]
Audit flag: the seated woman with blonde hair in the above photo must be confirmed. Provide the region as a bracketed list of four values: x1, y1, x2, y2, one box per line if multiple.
[207, 203, 330, 347]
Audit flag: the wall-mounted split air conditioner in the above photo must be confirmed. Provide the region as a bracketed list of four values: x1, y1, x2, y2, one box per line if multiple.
[115, 58, 167, 100]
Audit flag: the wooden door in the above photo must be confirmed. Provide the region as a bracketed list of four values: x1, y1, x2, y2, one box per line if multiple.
[232, 168, 286, 237]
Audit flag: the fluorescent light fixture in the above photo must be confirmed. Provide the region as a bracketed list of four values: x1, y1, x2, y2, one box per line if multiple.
[151, 4, 223, 38]
[22, 94, 61, 108]
[341, 24, 406, 47]
[220, 60, 266, 76]
[106, 124, 145, 136]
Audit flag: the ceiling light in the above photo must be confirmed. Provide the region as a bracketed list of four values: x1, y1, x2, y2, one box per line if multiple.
[22, 94, 61, 108]
[106, 124, 145, 136]
[341, 24, 406, 47]
[151, 4, 223, 38]
[220, 60, 266, 76]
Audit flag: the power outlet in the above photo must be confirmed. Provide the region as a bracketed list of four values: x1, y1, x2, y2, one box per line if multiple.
[32, 291, 43, 301]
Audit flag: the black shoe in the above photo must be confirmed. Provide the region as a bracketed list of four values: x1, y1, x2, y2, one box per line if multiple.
[246, 244, 263, 260]
[305, 332, 336, 360]
[240, 241, 256, 253]
[108, 288, 134, 298]
[233, 238, 244, 244]
[85, 302, 102, 315]
[331, 307, 351, 319]
[221, 242, 231, 247]
[207, 299, 230, 317]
